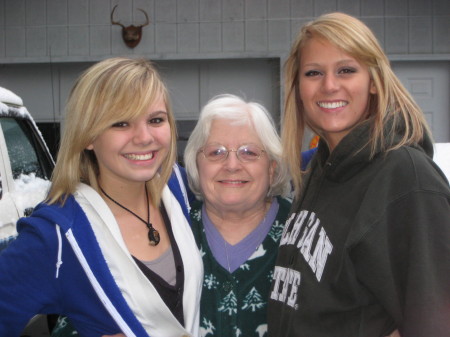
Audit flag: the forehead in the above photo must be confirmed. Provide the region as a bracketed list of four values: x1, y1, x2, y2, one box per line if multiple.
[207, 118, 261, 144]
[115, 91, 167, 120]
[146, 95, 167, 112]
[300, 38, 358, 66]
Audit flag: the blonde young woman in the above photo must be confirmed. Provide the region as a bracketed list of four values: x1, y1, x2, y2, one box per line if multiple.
[0, 57, 202, 337]
[268, 12, 450, 337]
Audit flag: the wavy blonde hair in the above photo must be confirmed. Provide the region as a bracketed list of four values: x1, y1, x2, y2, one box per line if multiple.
[47, 57, 177, 206]
[283, 12, 432, 197]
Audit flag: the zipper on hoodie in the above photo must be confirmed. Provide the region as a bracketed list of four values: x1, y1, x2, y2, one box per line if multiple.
[307, 159, 331, 211]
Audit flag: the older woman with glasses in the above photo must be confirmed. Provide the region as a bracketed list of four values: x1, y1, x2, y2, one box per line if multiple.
[183, 94, 291, 337]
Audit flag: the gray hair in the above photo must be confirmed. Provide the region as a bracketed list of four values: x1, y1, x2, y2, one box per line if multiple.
[184, 94, 291, 199]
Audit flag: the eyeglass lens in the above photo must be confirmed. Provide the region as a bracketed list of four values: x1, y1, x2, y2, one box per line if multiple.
[202, 144, 263, 162]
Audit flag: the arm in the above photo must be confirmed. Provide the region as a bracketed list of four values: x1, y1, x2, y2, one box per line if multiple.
[0, 220, 60, 336]
[354, 189, 450, 337]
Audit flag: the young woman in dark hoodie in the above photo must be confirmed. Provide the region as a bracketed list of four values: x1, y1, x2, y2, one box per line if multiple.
[268, 12, 450, 337]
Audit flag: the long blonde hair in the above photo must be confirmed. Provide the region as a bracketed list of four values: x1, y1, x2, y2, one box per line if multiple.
[47, 57, 177, 206]
[283, 12, 432, 197]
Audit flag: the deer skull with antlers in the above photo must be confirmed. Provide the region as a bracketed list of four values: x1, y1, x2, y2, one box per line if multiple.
[111, 5, 150, 48]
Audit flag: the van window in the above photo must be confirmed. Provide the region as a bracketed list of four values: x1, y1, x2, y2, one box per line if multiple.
[0, 117, 52, 179]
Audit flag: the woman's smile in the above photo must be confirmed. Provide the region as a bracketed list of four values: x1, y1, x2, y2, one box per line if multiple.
[123, 151, 155, 161]
[316, 100, 348, 110]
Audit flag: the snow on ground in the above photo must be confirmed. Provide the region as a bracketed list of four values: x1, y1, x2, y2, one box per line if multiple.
[434, 143, 450, 181]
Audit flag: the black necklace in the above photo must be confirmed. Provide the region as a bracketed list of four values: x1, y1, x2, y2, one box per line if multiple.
[100, 185, 160, 246]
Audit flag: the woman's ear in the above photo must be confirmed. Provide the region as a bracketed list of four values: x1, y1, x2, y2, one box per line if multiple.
[86, 144, 94, 150]
[369, 79, 377, 94]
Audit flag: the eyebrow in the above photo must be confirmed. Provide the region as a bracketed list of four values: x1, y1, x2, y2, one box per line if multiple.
[302, 59, 359, 68]
[148, 110, 168, 116]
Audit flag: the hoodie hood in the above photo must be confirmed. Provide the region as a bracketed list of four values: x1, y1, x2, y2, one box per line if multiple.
[29, 197, 78, 232]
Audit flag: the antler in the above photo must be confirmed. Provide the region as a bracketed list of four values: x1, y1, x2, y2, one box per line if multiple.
[111, 5, 125, 28]
[137, 8, 150, 27]
[111, 5, 149, 28]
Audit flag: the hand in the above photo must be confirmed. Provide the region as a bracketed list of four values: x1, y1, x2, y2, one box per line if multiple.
[386, 330, 401, 337]
[102, 334, 126, 337]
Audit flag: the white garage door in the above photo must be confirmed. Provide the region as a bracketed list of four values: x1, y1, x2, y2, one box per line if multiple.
[392, 61, 450, 143]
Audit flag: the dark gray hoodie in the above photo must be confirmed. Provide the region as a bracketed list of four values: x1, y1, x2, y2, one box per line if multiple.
[268, 120, 450, 337]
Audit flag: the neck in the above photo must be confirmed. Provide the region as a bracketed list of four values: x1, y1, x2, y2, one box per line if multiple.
[98, 183, 150, 222]
[98, 180, 147, 204]
[99, 181, 161, 246]
[205, 199, 271, 244]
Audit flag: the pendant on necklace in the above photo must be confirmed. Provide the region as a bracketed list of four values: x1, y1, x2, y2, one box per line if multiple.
[99, 185, 161, 246]
[147, 225, 160, 246]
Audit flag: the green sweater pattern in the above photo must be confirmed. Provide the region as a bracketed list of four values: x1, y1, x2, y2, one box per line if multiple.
[191, 197, 291, 337]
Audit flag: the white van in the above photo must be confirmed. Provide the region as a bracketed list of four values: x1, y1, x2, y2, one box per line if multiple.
[0, 87, 54, 251]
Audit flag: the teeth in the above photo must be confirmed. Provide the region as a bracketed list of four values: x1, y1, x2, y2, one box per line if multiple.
[125, 153, 154, 160]
[317, 101, 347, 109]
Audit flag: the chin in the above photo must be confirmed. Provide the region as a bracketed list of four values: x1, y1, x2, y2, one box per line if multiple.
[221, 199, 247, 208]
[133, 171, 159, 182]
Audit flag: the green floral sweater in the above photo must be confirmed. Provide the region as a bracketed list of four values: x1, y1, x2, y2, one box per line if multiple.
[191, 197, 291, 337]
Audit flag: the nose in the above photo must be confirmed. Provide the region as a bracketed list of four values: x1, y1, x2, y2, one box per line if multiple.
[223, 149, 242, 170]
[133, 123, 154, 144]
[322, 73, 339, 93]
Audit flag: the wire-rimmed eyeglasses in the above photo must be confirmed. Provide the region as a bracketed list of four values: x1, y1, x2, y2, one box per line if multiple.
[199, 143, 266, 163]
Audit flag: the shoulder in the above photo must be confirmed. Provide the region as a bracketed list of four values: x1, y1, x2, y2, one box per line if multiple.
[383, 146, 449, 193]
[19, 196, 73, 229]
[11, 201, 72, 261]
[189, 200, 203, 225]
[345, 145, 449, 225]
[274, 196, 293, 226]
[351, 146, 450, 238]
[276, 196, 292, 210]
[19, 191, 92, 237]
[189, 200, 204, 245]
[168, 165, 195, 202]
[167, 165, 195, 222]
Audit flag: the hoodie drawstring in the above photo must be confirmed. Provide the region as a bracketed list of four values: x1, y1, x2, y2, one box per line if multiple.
[55, 225, 63, 278]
